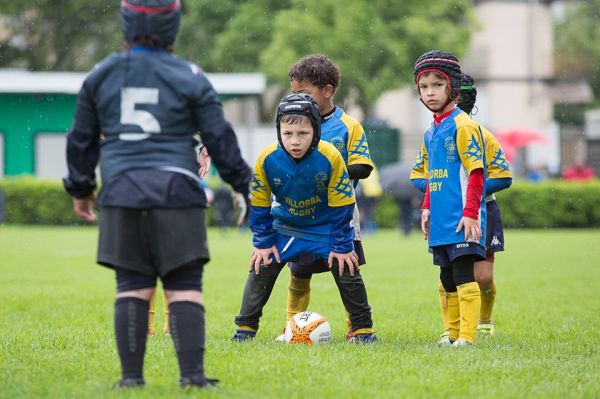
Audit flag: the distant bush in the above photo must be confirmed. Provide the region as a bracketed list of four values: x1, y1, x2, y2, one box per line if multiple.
[1, 178, 599, 228]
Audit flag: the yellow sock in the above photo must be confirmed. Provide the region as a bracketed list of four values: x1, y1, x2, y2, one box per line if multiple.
[148, 290, 157, 335]
[286, 275, 311, 321]
[457, 282, 481, 343]
[438, 282, 449, 332]
[353, 328, 375, 336]
[446, 292, 460, 341]
[162, 290, 170, 335]
[479, 282, 496, 323]
[344, 309, 352, 332]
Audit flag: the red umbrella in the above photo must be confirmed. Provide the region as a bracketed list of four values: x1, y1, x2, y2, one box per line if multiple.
[494, 128, 549, 149]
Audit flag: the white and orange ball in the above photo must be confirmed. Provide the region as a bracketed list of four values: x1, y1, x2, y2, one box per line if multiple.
[284, 311, 331, 345]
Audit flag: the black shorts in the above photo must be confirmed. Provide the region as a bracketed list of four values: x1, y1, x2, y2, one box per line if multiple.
[432, 242, 485, 268]
[289, 240, 366, 276]
[97, 207, 209, 277]
[115, 260, 205, 292]
[485, 200, 505, 254]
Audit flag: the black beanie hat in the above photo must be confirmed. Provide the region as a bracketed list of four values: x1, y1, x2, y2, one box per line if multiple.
[414, 50, 462, 99]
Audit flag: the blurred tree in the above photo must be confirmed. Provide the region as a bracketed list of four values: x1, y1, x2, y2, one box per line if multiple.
[0, 1, 120, 71]
[0, 0, 473, 112]
[259, 0, 473, 112]
[555, 0, 600, 102]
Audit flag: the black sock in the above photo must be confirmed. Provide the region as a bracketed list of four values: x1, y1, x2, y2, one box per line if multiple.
[169, 301, 206, 381]
[114, 297, 149, 380]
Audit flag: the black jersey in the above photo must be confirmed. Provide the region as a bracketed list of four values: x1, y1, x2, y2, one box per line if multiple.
[64, 46, 251, 208]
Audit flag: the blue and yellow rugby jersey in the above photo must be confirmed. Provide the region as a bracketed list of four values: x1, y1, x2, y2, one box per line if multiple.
[410, 124, 512, 197]
[322, 107, 373, 170]
[249, 140, 356, 253]
[421, 108, 487, 248]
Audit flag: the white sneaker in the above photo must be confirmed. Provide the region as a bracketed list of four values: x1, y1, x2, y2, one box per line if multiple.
[452, 338, 474, 347]
[438, 336, 453, 346]
[274, 333, 286, 342]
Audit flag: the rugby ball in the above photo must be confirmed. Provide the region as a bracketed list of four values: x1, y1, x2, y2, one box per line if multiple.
[284, 311, 331, 345]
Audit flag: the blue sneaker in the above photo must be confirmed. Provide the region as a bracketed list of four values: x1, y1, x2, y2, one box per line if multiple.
[231, 330, 256, 341]
[349, 333, 377, 343]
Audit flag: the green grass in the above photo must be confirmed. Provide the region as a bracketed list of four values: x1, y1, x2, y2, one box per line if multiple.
[1, 226, 599, 398]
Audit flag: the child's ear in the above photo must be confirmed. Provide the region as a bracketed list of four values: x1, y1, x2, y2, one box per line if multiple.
[324, 84, 335, 99]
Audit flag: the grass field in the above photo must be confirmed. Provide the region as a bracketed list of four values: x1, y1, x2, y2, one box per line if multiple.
[1, 226, 599, 398]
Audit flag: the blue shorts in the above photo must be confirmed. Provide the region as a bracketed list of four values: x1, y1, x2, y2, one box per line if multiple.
[270, 234, 353, 273]
[432, 242, 485, 268]
[486, 200, 504, 253]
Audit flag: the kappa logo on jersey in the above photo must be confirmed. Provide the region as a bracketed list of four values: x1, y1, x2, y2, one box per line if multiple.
[445, 136, 458, 163]
[273, 177, 283, 187]
[490, 236, 502, 246]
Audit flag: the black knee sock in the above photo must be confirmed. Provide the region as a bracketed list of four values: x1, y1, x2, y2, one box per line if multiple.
[114, 297, 149, 380]
[169, 301, 206, 380]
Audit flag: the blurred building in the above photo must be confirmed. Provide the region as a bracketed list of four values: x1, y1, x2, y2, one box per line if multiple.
[373, 0, 593, 176]
[0, 70, 266, 178]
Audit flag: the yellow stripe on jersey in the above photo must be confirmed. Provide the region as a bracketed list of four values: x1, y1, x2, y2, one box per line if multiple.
[340, 112, 374, 167]
[410, 143, 428, 180]
[318, 141, 356, 207]
[481, 127, 512, 179]
[250, 141, 277, 207]
[455, 113, 485, 174]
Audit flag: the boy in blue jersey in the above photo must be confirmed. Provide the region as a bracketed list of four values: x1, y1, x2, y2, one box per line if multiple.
[64, 0, 252, 389]
[279, 55, 374, 341]
[232, 93, 376, 343]
[411, 74, 512, 341]
[414, 51, 487, 346]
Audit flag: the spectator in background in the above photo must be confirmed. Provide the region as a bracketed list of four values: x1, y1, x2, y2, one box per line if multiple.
[562, 158, 596, 181]
[356, 165, 383, 234]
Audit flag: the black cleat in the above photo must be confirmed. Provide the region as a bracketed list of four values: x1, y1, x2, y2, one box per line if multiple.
[180, 376, 220, 389]
[114, 378, 145, 389]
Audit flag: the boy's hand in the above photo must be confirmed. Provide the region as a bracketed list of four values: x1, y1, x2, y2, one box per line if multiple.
[250, 246, 281, 274]
[73, 195, 97, 222]
[456, 216, 481, 242]
[328, 251, 359, 277]
[233, 191, 250, 226]
[421, 209, 430, 240]
[197, 146, 211, 179]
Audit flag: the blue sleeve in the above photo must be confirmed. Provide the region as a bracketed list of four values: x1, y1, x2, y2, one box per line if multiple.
[329, 203, 355, 253]
[249, 205, 277, 249]
[486, 178, 512, 196]
[63, 83, 100, 198]
[411, 178, 428, 193]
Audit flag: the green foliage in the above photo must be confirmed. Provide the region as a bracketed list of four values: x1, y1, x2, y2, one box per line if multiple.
[555, 0, 600, 97]
[495, 180, 600, 228]
[2, 179, 600, 228]
[0, 1, 121, 71]
[0, 177, 79, 225]
[1, 227, 600, 397]
[259, 0, 473, 111]
[1, 1, 474, 113]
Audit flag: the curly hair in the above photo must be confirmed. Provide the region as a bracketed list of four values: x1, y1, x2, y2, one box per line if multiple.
[288, 54, 341, 91]
[457, 74, 477, 115]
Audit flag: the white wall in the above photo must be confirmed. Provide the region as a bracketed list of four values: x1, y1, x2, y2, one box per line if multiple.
[35, 134, 68, 179]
